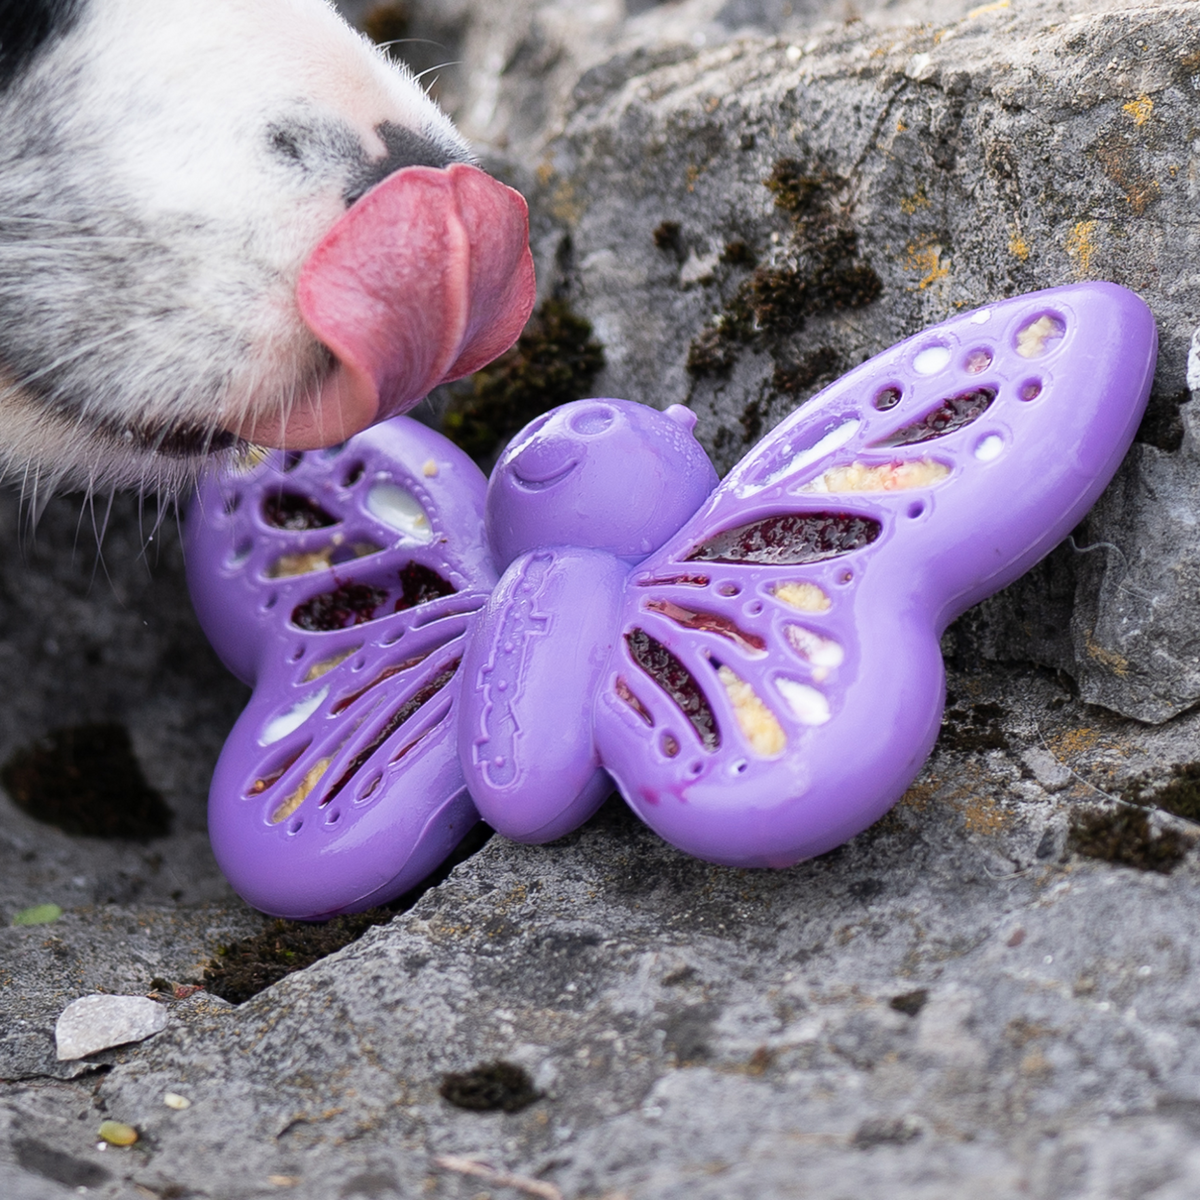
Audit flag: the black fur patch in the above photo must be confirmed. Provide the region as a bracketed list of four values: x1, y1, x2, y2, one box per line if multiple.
[94, 417, 240, 459]
[0, 0, 84, 90]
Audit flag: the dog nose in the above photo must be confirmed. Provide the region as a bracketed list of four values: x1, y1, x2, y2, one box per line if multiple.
[232, 163, 536, 450]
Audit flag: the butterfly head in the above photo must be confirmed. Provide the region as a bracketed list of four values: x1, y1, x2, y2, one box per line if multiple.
[486, 399, 718, 568]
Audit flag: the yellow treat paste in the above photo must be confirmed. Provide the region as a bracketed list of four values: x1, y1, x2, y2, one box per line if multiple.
[801, 458, 949, 493]
[1016, 314, 1064, 358]
[270, 757, 331, 824]
[267, 541, 381, 579]
[717, 665, 786, 756]
[772, 582, 830, 612]
[303, 647, 358, 683]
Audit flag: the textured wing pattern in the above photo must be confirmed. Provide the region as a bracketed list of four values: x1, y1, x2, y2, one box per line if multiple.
[595, 283, 1156, 867]
[187, 283, 1157, 908]
[185, 419, 496, 918]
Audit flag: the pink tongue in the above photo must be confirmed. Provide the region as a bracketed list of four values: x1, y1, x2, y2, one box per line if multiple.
[238, 163, 535, 449]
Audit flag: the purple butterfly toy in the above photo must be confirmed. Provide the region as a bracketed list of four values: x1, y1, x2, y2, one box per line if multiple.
[186, 283, 1156, 919]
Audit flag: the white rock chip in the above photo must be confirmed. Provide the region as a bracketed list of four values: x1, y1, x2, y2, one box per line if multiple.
[1020, 748, 1074, 793]
[55, 994, 169, 1062]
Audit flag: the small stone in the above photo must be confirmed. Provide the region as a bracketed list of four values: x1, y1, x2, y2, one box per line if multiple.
[1021, 748, 1073, 792]
[97, 1121, 138, 1147]
[164, 1092, 192, 1110]
[55, 994, 169, 1061]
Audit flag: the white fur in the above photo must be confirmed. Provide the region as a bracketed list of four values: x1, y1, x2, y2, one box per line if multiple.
[0, 0, 470, 494]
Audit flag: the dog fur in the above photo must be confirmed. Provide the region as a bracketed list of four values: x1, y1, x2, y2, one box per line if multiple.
[0, 0, 471, 495]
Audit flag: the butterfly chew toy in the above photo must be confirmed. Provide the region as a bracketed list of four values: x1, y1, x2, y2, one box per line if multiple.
[186, 282, 1157, 919]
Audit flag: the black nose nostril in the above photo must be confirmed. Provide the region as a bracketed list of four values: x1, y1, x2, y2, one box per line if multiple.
[342, 122, 469, 207]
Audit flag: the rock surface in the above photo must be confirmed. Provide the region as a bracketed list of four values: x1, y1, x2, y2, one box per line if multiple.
[407, 0, 1200, 720]
[4, 2, 1200, 1198]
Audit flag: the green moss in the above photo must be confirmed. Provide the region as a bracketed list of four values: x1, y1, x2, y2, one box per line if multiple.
[1, 723, 172, 841]
[653, 220, 684, 256]
[686, 156, 881, 382]
[1068, 807, 1187, 874]
[203, 910, 395, 1004]
[746, 265, 809, 337]
[764, 158, 831, 220]
[771, 346, 841, 398]
[442, 298, 605, 460]
[1125, 761, 1200, 822]
[720, 239, 756, 267]
[202, 823, 492, 1002]
[685, 294, 754, 377]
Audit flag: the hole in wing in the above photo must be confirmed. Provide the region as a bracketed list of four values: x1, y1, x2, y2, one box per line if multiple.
[716, 664, 786, 756]
[799, 459, 949, 493]
[771, 582, 830, 612]
[634, 573, 710, 589]
[366, 482, 434, 542]
[331, 653, 432, 714]
[783, 624, 844, 670]
[1015, 313, 1065, 358]
[644, 599, 766, 654]
[270, 756, 333, 824]
[871, 387, 996, 448]
[615, 675, 654, 726]
[290, 563, 458, 631]
[292, 581, 390, 631]
[686, 512, 880, 565]
[248, 744, 308, 797]
[267, 540, 383, 579]
[261, 687, 329, 745]
[302, 647, 360, 682]
[263, 492, 339, 530]
[626, 628, 720, 750]
[396, 563, 456, 610]
[319, 660, 460, 808]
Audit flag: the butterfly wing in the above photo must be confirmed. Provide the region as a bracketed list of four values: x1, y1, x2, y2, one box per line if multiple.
[593, 282, 1156, 867]
[185, 419, 497, 918]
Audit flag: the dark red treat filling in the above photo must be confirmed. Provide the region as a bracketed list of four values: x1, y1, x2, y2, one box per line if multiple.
[322, 660, 460, 806]
[645, 599, 766, 654]
[332, 653, 431, 715]
[635, 573, 710, 589]
[263, 492, 339, 530]
[292, 581, 388, 631]
[686, 512, 880, 566]
[626, 628, 719, 750]
[396, 562, 456, 611]
[873, 387, 996, 447]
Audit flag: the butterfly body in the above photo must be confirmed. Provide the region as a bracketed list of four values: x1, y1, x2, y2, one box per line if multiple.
[461, 401, 719, 841]
[187, 283, 1156, 918]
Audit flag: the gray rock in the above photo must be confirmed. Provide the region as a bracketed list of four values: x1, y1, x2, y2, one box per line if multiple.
[6, 3, 1200, 1199]
[400, 0, 1200, 721]
[55, 994, 168, 1062]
